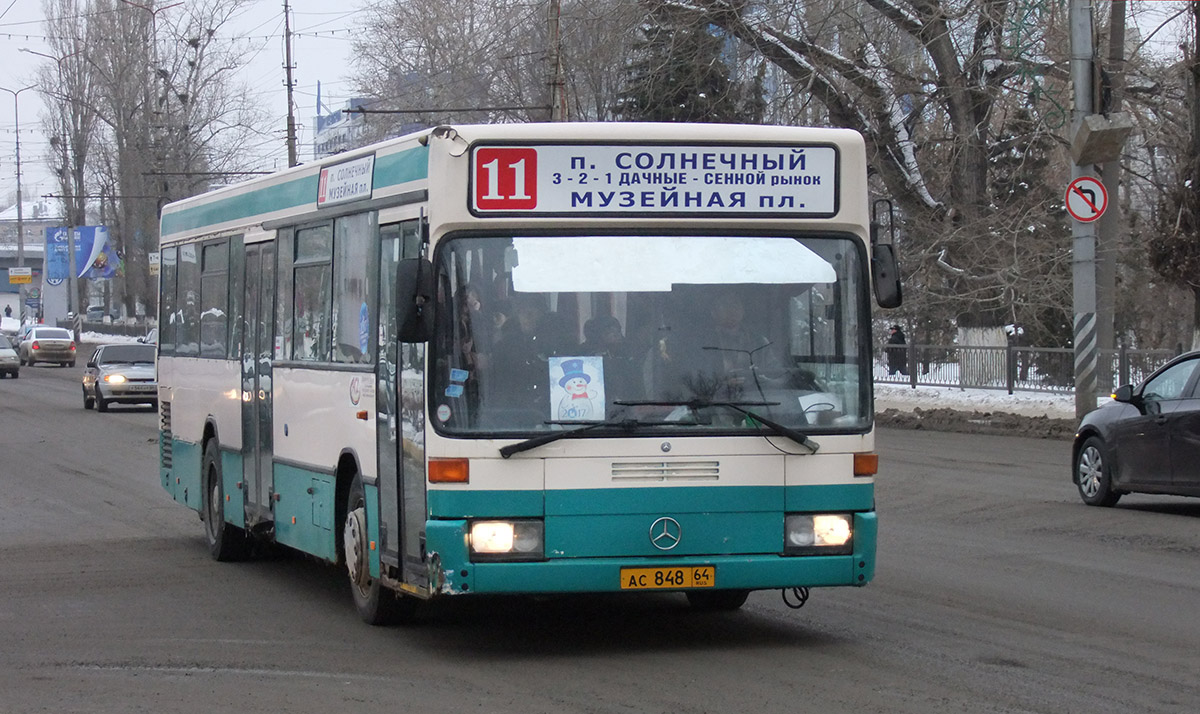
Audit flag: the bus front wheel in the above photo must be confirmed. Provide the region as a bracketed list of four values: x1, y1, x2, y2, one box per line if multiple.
[344, 473, 416, 625]
[202, 440, 251, 561]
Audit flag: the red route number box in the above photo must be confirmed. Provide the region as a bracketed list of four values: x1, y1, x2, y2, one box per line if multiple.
[473, 147, 538, 210]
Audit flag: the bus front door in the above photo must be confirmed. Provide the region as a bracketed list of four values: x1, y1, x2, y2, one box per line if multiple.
[241, 242, 275, 528]
[377, 220, 428, 590]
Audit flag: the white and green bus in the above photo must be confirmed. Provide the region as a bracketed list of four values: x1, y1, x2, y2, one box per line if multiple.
[156, 122, 902, 623]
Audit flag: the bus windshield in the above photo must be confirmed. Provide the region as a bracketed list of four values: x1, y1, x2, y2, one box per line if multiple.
[432, 234, 870, 436]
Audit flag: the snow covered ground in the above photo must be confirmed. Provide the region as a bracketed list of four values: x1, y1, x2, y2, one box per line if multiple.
[875, 383, 1086, 419]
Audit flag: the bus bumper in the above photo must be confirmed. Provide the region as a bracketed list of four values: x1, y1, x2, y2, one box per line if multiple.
[425, 512, 876, 596]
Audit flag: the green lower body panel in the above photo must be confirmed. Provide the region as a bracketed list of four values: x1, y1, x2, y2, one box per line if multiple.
[221, 448, 245, 529]
[165, 439, 202, 512]
[273, 463, 337, 562]
[425, 512, 876, 596]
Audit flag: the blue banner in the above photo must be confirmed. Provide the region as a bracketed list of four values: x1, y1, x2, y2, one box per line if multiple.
[45, 226, 121, 284]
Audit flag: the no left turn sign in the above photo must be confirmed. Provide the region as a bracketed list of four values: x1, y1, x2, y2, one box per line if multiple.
[1066, 176, 1108, 223]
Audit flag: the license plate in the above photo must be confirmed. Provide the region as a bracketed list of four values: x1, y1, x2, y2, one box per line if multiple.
[620, 566, 714, 590]
[128, 385, 155, 392]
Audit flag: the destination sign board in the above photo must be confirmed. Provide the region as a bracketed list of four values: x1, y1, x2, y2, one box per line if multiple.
[470, 143, 838, 217]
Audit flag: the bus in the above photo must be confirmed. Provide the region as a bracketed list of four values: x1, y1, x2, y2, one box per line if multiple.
[156, 122, 902, 623]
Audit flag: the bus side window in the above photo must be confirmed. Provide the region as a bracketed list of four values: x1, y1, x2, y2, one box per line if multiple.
[332, 213, 378, 364]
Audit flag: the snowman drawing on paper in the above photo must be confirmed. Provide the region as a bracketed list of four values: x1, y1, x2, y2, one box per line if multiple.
[556, 358, 598, 421]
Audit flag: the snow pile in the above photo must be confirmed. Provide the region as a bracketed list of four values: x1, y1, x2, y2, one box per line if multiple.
[874, 383, 1095, 420]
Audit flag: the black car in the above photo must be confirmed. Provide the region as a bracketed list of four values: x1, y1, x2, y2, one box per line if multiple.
[1073, 351, 1200, 506]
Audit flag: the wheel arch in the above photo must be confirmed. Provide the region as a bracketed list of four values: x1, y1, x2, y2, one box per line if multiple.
[202, 417, 221, 455]
[1072, 427, 1103, 482]
[334, 448, 363, 564]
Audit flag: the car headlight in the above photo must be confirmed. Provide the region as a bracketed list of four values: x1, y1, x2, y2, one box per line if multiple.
[784, 514, 853, 555]
[469, 519, 544, 561]
[103, 374, 127, 384]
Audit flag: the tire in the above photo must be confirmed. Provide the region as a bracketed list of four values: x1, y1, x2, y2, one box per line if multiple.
[686, 589, 750, 612]
[10, 370, 16, 379]
[83, 386, 94, 410]
[344, 472, 416, 625]
[96, 393, 109, 412]
[1075, 436, 1121, 507]
[68, 360, 76, 368]
[202, 440, 251, 561]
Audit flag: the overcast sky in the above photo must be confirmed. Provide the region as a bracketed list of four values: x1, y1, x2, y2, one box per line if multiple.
[0, 0, 361, 201]
[0, 1, 1193, 207]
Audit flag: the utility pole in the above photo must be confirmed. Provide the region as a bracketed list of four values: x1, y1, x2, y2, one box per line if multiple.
[284, 0, 299, 166]
[52, 136, 80, 319]
[546, 0, 566, 122]
[1096, 0, 1126, 393]
[1069, 0, 1098, 419]
[1069, 0, 1132, 419]
[2, 85, 35, 323]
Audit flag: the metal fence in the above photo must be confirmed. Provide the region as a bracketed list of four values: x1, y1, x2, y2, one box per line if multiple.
[874, 343, 1179, 394]
[56, 318, 154, 340]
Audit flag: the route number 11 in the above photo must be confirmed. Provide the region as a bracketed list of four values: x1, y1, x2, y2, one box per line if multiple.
[474, 148, 538, 210]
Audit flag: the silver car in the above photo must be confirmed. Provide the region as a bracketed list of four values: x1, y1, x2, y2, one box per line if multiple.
[18, 326, 77, 367]
[0, 335, 19, 378]
[82, 343, 158, 412]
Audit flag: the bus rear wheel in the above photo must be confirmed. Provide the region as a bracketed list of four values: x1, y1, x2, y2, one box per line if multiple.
[686, 589, 750, 611]
[344, 473, 416, 625]
[202, 440, 251, 561]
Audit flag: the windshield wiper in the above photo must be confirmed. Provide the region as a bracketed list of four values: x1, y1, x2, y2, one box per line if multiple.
[499, 415, 693, 459]
[614, 399, 820, 454]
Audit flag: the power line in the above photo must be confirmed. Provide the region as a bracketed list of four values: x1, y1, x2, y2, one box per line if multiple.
[346, 105, 551, 115]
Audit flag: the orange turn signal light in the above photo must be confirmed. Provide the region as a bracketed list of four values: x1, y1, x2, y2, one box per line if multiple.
[853, 453, 879, 476]
[429, 458, 469, 483]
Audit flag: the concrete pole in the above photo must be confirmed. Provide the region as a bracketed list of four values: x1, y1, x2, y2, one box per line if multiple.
[283, 0, 299, 166]
[547, 0, 566, 121]
[1096, 0, 1126, 392]
[64, 135, 79, 320]
[1070, 0, 1099, 419]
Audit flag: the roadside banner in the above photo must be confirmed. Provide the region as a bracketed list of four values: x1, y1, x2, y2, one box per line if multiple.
[45, 226, 122, 283]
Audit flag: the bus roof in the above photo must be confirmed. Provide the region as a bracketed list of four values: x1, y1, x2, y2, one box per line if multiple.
[159, 123, 866, 244]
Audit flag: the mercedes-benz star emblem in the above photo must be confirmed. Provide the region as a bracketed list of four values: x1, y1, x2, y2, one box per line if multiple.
[649, 517, 682, 550]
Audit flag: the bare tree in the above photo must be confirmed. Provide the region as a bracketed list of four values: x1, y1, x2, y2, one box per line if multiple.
[350, 0, 644, 134]
[77, 0, 267, 316]
[36, 0, 101, 313]
[1146, 3, 1200, 347]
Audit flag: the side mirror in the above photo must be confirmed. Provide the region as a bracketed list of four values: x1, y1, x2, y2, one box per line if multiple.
[871, 243, 903, 308]
[1112, 384, 1134, 403]
[870, 198, 903, 308]
[86, 361, 97, 369]
[397, 257, 434, 343]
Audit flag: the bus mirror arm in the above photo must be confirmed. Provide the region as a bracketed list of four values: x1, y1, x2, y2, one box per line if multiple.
[397, 257, 435, 342]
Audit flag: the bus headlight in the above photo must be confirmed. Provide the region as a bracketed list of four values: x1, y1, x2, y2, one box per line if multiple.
[784, 514, 853, 555]
[469, 520, 544, 561]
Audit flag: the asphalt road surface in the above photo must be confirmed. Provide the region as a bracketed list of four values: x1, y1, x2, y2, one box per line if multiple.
[2, 359, 1198, 713]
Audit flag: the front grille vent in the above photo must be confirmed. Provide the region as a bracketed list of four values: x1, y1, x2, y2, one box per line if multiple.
[160, 401, 173, 468]
[611, 460, 719, 482]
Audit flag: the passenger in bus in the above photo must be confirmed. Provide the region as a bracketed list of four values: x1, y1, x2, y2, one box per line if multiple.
[492, 295, 554, 415]
[582, 315, 638, 402]
[648, 290, 779, 402]
[705, 291, 777, 371]
[457, 283, 496, 371]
